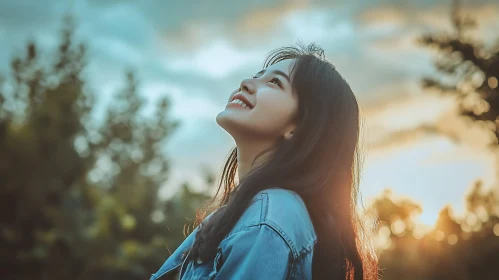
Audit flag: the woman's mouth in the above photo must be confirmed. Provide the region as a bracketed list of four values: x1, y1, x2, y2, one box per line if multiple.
[227, 98, 252, 109]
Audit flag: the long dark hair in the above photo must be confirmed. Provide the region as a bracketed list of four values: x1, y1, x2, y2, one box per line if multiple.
[186, 41, 378, 280]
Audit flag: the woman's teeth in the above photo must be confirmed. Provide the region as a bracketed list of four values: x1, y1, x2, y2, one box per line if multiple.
[230, 99, 251, 109]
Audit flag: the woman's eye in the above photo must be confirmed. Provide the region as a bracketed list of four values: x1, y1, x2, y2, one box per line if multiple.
[270, 77, 282, 87]
[251, 75, 282, 88]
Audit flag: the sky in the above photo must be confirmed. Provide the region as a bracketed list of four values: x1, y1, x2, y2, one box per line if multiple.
[1, 0, 498, 226]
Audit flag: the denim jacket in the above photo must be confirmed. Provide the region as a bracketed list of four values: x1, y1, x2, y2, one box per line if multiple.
[150, 188, 317, 280]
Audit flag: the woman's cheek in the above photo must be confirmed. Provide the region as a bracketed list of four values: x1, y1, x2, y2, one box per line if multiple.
[255, 102, 289, 126]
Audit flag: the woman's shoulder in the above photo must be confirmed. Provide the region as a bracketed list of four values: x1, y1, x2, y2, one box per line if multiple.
[259, 188, 317, 244]
[228, 188, 317, 258]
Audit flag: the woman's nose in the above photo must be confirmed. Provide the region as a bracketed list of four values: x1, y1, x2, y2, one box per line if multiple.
[239, 78, 256, 95]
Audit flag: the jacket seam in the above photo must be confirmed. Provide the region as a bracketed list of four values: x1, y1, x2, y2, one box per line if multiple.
[218, 222, 297, 280]
[296, 244, 314, 261]
[287, 252, 296, 280]
[260, 192, 269, 223]
[153, 262, 181, 279]
[223, 222, 298, 258]
[263, 220, 299, 259]
[260, 190, 314, 259]
[221, 190, 313, 265]
[225, 223, 260, 236]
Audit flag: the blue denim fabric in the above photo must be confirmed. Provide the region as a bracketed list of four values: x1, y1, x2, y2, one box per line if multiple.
[150, 188, 317, 280]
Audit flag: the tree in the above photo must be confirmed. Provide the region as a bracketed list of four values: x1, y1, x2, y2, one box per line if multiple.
[0, 15, 212, 280]
[371, 185, 499, 280]
[417, 2, 499, 276]
[0, 16, 92, 279]
[419, 0, 499, 146]
[370, 2, 499, 278]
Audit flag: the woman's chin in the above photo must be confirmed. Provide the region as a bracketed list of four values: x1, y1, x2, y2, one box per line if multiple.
[216, 109, 243, 124]
[216, 111, 235, 130]
[216, 110, 228, 125]
[216, 113, 248, 136]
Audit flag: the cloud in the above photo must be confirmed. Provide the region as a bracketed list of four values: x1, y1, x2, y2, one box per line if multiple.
[359, 134, 497, 225]
[2, 0, 499, 210]
[364, 91, 495, 154]
[358, 6, 407, 27]
[0, 0, 63, 30]
[163, 39, 264, 79]
[77, 3, 156, 50]
[357, 1, 499, 51]
[358, 81, 455, 153]
[367, 124, 448, 151]
[158, 0, 309, 53]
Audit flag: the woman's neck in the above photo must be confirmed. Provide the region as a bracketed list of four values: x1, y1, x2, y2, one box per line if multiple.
[235, 143, 272, 182]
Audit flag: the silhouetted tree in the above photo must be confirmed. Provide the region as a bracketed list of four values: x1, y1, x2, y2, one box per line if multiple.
[415, 2, 499, 277]
[370, 185, 499, 280]
[419, 0, 499, 146]
[0, 15, 212, 280]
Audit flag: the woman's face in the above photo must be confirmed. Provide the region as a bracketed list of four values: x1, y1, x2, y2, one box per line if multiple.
[216, 58, 298, 144]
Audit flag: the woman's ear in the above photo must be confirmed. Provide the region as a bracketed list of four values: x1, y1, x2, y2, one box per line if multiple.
[284, 130, 294, 140]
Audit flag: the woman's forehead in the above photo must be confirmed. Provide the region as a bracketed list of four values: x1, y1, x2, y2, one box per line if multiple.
[266, 58, 296, 73]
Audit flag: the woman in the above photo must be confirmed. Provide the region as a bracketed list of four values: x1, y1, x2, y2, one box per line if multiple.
[150, 42, 378, 280]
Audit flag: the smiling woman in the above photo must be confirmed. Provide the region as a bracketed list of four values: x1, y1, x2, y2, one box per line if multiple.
[150, 41, 379, 280]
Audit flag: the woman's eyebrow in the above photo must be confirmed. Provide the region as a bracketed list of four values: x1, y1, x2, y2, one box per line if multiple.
[255, 69, 291, 84]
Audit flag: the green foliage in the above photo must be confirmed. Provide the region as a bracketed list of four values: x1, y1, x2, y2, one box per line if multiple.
[0, 16, 211, 280]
